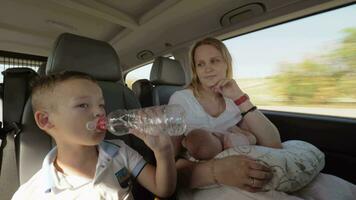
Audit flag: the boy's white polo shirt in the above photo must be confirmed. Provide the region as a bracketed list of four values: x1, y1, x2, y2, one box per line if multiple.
[12, 139, 147, 200]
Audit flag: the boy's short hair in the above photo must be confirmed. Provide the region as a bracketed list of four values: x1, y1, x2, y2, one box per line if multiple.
[31, 71, 97, 112]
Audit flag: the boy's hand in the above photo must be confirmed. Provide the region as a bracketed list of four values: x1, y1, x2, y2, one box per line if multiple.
[130, 128, 173, 154]
[133, 129, 176, 198]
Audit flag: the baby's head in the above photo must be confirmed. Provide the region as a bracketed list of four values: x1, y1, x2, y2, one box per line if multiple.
[31, 71, 106, 146]
[182, 129, 223, 160]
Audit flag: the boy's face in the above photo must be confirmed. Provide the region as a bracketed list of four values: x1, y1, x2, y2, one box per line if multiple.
[38, 78, 106, 147]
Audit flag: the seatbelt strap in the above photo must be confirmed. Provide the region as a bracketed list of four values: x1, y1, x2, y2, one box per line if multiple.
[0, 122, 21, 200]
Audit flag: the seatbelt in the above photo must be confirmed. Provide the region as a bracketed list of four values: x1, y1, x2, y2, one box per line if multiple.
[0, 122, 21, 200]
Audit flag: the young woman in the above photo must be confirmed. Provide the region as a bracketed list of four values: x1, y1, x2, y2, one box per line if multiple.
[169, 37, 356, 200]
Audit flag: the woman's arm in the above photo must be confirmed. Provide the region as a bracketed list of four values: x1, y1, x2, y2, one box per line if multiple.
[213, 79, 282, 148]
[176, 158, 214, 188]
[176, 155, 272, 192]
[238, 100, 282, 148]
[171, 130, 272, 192]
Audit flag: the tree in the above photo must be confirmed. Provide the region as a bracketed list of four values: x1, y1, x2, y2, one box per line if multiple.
[272, 27, 356, 105]
[335, 28, 356, 72]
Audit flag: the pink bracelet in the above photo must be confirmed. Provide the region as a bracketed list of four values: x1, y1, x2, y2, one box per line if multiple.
[234, 94, 249, 106]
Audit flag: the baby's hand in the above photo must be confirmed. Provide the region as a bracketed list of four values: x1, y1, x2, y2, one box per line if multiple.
[130, 128, 173, 154]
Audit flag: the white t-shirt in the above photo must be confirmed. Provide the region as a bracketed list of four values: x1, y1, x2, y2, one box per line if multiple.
[12, 140, 147, 200]
[168, 89, 242, 134]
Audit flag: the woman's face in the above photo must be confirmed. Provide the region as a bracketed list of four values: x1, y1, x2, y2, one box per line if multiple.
[194, 44, 228, 89]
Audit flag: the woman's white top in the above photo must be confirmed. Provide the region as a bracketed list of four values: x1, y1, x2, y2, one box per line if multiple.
[168, 89, 242, 134]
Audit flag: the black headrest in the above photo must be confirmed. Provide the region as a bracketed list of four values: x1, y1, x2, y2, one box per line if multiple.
[2, 67, 37, 125]
[3, 67, 37, 75]
[132, 79, 153, 96]
[37, 63, 46, 76]
[150, 57, 185, 86]
[46, 33, 122, 82]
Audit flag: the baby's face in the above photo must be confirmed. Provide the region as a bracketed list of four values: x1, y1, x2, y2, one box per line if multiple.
[48, 78, 106, 146]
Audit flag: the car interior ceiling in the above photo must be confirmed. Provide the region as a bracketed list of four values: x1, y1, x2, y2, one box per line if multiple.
[0, 1, 355, 199]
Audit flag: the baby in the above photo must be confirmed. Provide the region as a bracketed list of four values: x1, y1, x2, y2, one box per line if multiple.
[182, 126, 325, 193]
[182, 126, 256, 160]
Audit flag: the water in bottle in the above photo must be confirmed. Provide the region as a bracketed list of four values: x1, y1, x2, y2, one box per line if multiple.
[86, 104, 187, 136]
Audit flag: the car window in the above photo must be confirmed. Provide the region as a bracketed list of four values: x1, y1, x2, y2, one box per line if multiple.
[126, 62, 153, 89]
[125, 56, 174, 89]
[0, 51, 46, 122]
[224, 4, 356, 119]
[0, 51, 46, 82]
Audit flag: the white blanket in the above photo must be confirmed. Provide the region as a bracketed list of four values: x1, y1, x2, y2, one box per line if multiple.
[178, 173, 356, 200]
[214, 140, 325, 192]
[178, 140, 356, 200]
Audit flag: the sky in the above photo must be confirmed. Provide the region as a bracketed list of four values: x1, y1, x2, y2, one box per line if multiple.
[225, 4, 356, 78]
[126, 4, 356, 80]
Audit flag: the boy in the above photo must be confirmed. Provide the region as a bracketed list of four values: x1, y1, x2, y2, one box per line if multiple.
[12, 71, 176, 199]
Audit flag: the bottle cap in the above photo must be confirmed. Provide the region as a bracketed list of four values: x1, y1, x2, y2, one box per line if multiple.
[86, 117, 107, 132]
[97, 117, 107, 131]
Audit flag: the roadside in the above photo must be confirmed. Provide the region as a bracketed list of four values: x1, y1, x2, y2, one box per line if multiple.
[260, 105, 356, 119]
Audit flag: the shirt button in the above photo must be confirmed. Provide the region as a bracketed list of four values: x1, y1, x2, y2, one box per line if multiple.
[100, 164, 105, 168]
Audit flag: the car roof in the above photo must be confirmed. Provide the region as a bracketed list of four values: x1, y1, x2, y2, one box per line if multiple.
[0, 0, 353, 71]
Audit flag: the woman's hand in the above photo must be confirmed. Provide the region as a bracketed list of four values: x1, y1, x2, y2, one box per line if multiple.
[211, 79, 244, 100]
[214, 155, 272, 192]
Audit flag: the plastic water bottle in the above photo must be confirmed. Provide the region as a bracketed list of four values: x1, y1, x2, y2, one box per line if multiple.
[86, 104, 187, 136]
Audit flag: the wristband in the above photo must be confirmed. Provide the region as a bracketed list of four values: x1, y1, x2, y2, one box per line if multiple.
[241, 106, 257, 117]
[234, 94, 249, 105]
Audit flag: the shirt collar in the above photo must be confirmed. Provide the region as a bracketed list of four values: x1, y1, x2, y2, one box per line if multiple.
[41, 141, 120, 194]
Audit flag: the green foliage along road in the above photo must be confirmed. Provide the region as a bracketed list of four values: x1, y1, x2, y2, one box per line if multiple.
[244, 27, 356, 106]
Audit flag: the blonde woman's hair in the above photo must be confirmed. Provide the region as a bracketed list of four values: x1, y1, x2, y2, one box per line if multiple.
[188, 37, 233, 97]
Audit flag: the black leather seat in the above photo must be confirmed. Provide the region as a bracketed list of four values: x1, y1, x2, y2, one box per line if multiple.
[36, 63, 46, 76]
[0, 68, 38, 199]
[18, 33, 154, 199]
[132, 56, 186, 107]
[1, 68, 38, 133]
[132, 79, 154, 107]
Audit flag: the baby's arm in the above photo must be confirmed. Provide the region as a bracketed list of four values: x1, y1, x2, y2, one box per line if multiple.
[131, 129, 176, 198]
[228, 126, 257, 145]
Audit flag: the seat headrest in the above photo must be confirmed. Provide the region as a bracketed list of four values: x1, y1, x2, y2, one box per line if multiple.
[132, 79, 153, 96]
[150, 57, 185, 86]
[37, 63, 46, 76]
[1, 67, 37, 78]
[3, 67, 37, 76]
[46, 33, 122, 82]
